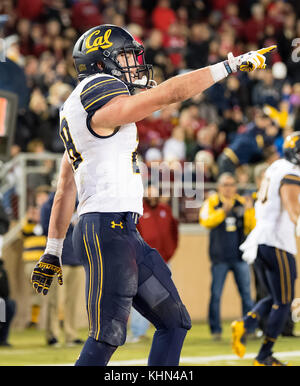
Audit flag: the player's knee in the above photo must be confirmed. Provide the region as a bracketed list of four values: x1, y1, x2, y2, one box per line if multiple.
[96, 316, 127, 347]
[93, 296, 132, 347]
[157, 300, 192, 331]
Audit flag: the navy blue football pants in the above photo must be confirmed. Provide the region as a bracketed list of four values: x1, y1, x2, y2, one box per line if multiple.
[244, 244, 297, 360]
[72, 212, 191, 365]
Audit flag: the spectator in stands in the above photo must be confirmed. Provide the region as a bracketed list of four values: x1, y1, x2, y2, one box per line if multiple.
[235, 165, 252, 195]
[218, 105, 244, 144]
[128, 0, 148, 28]
[26, 139, 54, 197]
[195, 150, 217, 182]
[187, 93, 219, 126]
[145, 28, 169, 79]
[174, 106, 205, 161]
[277, 13, 297, 65]
[224, 76, 250, 112]
[40, 192, 84, 347]
[71, 0, 102, 33]
[22, 88, 57, 151]
[243, 2, 266, 44]
[162, 126, 186, 163]
[188, 125, 218, 163]
[17, 0, 44, 21]
[252, 69, 281, 108]
[138, 184, 179, 266]
[163, 21, 186, 71]
[223, 3, 243, 38]
[199, 173, 256, 340]
[185, 23, 211, 70]
[151, 0, 177, 34]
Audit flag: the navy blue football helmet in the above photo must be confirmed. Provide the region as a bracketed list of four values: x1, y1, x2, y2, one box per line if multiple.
[72, 24, 154, 91]
[283, 131, 300, 166]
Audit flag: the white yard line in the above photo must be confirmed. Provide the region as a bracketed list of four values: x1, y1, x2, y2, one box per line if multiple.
[108, 351, 300, 366]
[33, 350, 300, 366]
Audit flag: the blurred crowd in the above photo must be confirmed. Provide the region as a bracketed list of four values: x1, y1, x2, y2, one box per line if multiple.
[0, 0, 300, 187]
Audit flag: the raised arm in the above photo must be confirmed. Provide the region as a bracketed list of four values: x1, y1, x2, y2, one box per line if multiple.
[91, 45, 276, 133]
[91, 67, 214, 130]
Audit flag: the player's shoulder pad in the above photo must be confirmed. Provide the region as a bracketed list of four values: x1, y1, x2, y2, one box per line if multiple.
[80, 74, 130, 114]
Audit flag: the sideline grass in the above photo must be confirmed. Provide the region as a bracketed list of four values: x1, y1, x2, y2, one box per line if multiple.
[1, 321, 300, 366]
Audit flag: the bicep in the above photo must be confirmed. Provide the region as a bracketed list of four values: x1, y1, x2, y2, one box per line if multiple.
[91, 88, 167, 130]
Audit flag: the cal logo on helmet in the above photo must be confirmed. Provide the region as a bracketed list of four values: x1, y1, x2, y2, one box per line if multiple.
[284, 135, 300, 149]
[283, 131, 300, 166]
[85, 29, 113, 53]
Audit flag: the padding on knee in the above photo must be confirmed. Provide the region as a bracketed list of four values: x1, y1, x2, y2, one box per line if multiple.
[93, 295, 132, 347]
[153, 298, 192, 331]
[98, 316, 127, 346]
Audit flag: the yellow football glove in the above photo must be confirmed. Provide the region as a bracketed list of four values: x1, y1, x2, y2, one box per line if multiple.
[227, 45, 277, 73]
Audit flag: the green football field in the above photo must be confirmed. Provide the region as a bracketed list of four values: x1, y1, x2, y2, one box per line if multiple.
[1, 321, 300, 366]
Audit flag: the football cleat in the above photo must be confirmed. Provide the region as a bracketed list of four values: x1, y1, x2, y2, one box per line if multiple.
[253, 355, 290, 366]
[231, 320, 247, 358]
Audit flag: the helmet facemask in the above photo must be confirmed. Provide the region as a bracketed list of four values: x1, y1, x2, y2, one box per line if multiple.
[107, 44, 156, 91]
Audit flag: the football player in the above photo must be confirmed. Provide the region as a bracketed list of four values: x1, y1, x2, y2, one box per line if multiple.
[31, 24, 275, 366]
[232, 131, 300, 366]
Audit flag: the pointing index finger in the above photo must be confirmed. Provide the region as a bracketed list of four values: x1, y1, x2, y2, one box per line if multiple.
[257, 45, 277, 55]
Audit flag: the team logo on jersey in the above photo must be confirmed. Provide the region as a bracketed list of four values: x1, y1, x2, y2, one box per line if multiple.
[86, 29, 113, 53]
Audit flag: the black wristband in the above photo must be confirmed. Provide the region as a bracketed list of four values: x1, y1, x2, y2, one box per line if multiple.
[224, 60, 232, 75]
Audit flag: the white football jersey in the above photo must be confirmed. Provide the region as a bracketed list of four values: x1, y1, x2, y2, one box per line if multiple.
[253, 158, 300, 254]
[59, 73, 144, 216]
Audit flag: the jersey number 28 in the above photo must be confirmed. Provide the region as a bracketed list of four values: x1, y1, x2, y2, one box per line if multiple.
[60, 117, 83, 171]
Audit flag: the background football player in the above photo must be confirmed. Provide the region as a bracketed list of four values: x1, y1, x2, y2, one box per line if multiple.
[232, 131, 300, 366]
